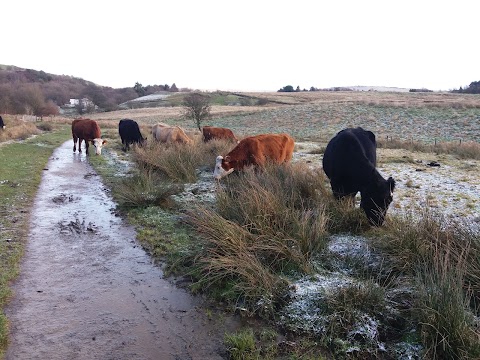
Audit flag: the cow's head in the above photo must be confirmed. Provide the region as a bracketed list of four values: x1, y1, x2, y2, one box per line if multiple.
[361, 177, 395, 226]
[91, 138, 107, 155]
[213, 155, 235, 180]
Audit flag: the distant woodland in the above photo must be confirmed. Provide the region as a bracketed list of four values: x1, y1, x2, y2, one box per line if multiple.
[0, 65, 179, 117]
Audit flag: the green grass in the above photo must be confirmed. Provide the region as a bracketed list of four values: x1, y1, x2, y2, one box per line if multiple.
[224, 328, 258, 360]
[0, 125, 70, 357]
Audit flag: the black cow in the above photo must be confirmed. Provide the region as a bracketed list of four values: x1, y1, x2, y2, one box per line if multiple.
[118, 119, 146, 151]
[0, 115, 5, 129]
[322, 127, 395, 226]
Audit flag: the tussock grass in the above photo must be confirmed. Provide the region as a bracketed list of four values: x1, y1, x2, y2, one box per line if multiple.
[133, 141, 200, 182]
[0, 121, 40, 142]
[370, 210, 480, 358]
[113, 169, 183, 208]
[320, 280, 387, 356]
[324, 197, 371, 234]
[184, 163, 333, 315]
[374, 210, 480, 283]
[216, 163, 330, 270]
[132, 138, 235, 183]
[0, 115, 71, 143]
[187, 207, 288, 315]
[416, 247, 480, 359]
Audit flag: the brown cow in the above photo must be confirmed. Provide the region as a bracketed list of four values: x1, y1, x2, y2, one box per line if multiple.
[72, 119, 107, 155]
[202, 126, 238, 143]
[213, 133, 295, 179]
[151, 123, 193, 145]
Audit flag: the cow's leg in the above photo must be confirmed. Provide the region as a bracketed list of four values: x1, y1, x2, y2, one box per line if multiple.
[85, 140, 89, 155]
[73, 135, 78, 152]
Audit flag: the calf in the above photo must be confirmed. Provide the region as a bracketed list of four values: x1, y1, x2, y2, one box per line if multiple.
[72, 119, 107, 155]
[214, 133, 295, 179]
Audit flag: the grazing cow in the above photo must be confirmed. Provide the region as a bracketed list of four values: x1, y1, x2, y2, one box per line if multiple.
[118, 119, 146, 151]
[214, 133, 295, 180]
[72, 119, 107, 155]
[322, 127, 396, 226]
[151, 123, 193, 145]
[0, 115, 5, 129]
[202, 126, 238, 143]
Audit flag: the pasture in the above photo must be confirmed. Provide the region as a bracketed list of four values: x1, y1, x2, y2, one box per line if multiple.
[87, 91, 480, 359]
[1, 90, 479, 359]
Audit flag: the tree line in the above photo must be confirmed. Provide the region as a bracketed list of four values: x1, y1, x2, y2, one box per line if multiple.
[452, 81, 480, 94]
[279, 80, 480, 94]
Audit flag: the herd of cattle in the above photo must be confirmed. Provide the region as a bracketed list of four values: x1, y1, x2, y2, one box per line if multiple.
[71, 118, 395, 226]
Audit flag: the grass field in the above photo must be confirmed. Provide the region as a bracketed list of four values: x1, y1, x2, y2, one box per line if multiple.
[1, 90, 480, 359]
[86, 91, 480, 359]
[88, 90, 480, 144]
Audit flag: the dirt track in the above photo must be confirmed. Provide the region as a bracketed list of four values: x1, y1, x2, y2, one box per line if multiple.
[5, 141, 240, 360]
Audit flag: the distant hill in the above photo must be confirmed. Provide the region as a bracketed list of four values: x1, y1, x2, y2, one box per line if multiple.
[0, 65, 172, 115]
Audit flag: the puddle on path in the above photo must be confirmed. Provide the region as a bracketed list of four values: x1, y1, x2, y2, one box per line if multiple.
[5, 141, 241, 360]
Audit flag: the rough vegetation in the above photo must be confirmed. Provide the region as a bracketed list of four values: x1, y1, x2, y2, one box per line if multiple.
[83, 91, 480, 359]
[2, 90, 480, 359]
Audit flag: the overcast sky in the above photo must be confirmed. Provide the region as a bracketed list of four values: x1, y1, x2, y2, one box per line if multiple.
[2, 1, 478, 92]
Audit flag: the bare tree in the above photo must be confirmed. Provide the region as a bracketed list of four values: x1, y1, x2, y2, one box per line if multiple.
[183, 92, 211, 131]
[22, 84, 46, 117]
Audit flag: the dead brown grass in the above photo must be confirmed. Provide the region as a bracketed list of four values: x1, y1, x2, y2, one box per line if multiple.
[379, 138, 480, 160]
[0, 121, 40, 142]
[241, 91, 480, 108]
[0, 115, 73, 144]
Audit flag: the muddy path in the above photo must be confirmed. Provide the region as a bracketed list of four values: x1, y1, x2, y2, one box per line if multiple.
[5, 141, 242, 360]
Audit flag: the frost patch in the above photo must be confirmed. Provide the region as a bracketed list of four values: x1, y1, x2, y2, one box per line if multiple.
[280, 273, 354, 334]
[172, 168, 217, 205]
[326, 234, 384, 275]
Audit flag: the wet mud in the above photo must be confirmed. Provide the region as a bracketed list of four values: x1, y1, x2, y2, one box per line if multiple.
[5, 141, 241, 360]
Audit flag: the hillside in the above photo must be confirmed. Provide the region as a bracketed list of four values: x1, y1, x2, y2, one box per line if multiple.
[0, 65, 171, 115]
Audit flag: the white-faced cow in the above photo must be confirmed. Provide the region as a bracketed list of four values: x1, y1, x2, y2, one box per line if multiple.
[0, 115, 5, 130]
[322, 127, 395, 226]
[72, 119, 107, 155]
[151, 123, 193, 145]
[118, 119, 146, 151]
[202, 126, 238, 143]
[214, 133, 295, 180]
